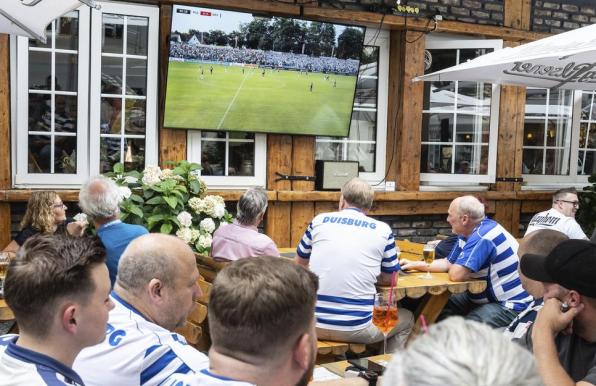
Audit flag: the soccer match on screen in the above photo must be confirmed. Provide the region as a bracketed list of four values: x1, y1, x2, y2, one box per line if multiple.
[163, 5, 365, 136]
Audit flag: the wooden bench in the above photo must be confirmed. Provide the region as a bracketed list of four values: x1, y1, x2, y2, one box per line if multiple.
[175, 278, 209, 347]
[396, 240, 425, 261]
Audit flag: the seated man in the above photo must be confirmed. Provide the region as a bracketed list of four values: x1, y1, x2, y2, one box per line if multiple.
[1, 234, 113, 386]
[211, 187, 279, 261]
[504, 229, 568, 341]
[79, 175, 148, 285]
[383, 317, 543, 386]
[163, 256, 319, 385]
[401, 195, 532, 327]
[73, 234, 209, 386]
[520, 239, 596, 386]
[295, 178, 413, 352]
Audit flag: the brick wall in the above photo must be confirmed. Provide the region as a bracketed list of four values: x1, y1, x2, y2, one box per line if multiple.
[532, 0, 596, 33]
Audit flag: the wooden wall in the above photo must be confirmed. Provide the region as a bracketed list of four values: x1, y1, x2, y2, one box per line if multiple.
[0, 0, 555, 249]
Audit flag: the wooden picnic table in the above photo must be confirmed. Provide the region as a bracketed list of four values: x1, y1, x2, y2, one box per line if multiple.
[380, 272, 487, 338]
[0, 299, 14, 321]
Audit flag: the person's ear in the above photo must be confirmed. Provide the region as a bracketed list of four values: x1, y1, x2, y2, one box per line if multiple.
[148, 278, 164, 303]
[61, 304, 78, 334]
[339, 195, 346, 210]
[292, 333, 312, 370]
[568, 291, 582, 308]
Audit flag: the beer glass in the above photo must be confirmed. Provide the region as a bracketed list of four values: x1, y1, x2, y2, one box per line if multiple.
[0, 252, 9, 297]
[372, 291, 398, 354]
[421, 243, 435, 279]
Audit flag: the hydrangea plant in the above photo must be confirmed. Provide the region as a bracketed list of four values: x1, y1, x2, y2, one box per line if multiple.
[105, 160, 233, 255]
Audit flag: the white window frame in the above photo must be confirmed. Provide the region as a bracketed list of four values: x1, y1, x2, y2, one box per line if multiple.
[522, 90, 590, 190]
[420, 35, 502, 188]
[187, 131, 267, 189]
[315, 28, 389, 189]
[11, 1, 159, 188]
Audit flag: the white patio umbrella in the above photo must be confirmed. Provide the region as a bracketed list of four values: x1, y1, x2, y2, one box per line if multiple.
[0, 0, 99, 43]
[415, 23, 596, 90]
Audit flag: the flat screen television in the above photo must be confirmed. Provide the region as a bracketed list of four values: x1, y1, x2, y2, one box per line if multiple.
[163, 5, 365, 137]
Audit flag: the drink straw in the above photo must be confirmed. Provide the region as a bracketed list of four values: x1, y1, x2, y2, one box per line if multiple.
[384, 271, 398, 325]
[419, 314, 429, 335]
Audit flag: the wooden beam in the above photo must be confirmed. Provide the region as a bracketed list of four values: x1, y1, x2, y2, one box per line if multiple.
[396, 31, 425, 191]
[0, 35, 11, 248]
[266, 201, 291, 248]
[521, 200, 551, 214]
[504, 0, 531, 31]
[267, 135, 292, 191]
[291, 136, 315, 191]
[385, 30, 404, 184]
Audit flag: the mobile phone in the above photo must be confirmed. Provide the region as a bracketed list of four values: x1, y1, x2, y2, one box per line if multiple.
[347, 358, 385, 374]
[560, 302, 570, 313]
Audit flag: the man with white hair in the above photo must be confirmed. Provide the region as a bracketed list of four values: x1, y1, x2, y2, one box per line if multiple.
[382, 317, 543, 386]
[79, 175, 148, 284]
[401, 195, 532, 327]
[525, 187, 587, 239]
[73, 233, 209, 386]
[211, 187, 279, 261]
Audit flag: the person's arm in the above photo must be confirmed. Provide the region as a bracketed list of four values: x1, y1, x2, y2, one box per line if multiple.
[448, 264, 473, 281]
[399, 258, 451, 273]
[2, 240, 19, 259]
[567, 220, 588, 240]
[532, 298, 590, 386]
[66, 221, 87, 237]
[295, 222, 314, 267]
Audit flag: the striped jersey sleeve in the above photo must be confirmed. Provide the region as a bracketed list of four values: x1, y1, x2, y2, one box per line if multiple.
[381, 232, 400, 273]
[296, 222, 313, 259]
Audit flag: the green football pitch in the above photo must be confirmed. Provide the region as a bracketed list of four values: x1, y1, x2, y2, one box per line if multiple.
[164, 62, 357, 136]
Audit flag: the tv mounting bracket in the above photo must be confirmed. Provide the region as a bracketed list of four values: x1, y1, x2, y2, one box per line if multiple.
[275, 172, 315, 182]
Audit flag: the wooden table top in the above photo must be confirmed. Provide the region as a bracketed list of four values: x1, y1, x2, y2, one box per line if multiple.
[322, 354, 392, 377]
[0, 299, 14, 321]
[382, 272, 487, 301]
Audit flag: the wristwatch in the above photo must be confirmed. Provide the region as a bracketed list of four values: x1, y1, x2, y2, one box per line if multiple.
[358, 370, 378, 386]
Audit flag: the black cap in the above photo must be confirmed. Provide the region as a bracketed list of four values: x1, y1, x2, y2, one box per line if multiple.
[520, 239, 596, 298]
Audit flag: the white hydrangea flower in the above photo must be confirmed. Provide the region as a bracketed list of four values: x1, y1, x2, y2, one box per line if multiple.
[177, 211, 193, 228]
[199, 218, 216, 234]
[161, 168, 174, 179]
[117, 186, 132, 200]
[212, 204, 226, 219]
[188, 197, 204, 214]
[197, 233, 212, 249]
[123, 175, 138, 184]
[142, 165, 162, 185]
[73, 213, 88, 226]
[190, 229, 201, 243]
[176, 227, 193, 244]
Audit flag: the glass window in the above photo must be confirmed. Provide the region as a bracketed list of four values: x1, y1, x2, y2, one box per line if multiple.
[578, 91, 596, 176]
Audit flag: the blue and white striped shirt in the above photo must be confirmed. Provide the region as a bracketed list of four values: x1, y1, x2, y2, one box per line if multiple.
[297, 208, 400, 331]
[73, 292, 209, 386]
[447, 218, 533, 311]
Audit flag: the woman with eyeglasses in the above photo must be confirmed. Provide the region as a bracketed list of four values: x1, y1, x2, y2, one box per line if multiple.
[2, 191, 86, 257]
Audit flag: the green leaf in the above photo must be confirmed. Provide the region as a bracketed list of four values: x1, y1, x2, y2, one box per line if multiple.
[128, 204, 144, 218]
[129, 194, 144, 204]
[189, 180, 201, 194]
[113, 163, 124, 174]
[164, 195, 178, 209]
[147, 214, 167, 223]
[160, 222, 173, 234]
[145, 196, 165, 205]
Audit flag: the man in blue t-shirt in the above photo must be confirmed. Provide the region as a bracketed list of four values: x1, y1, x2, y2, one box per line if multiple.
[79, 175, 148, 285]
[401, 195, 533, 327]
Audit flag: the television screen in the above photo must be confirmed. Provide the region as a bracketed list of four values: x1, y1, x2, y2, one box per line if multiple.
[164, 5, 365, 137]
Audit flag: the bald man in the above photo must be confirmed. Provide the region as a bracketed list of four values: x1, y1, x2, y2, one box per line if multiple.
[73, 234, 209, 386]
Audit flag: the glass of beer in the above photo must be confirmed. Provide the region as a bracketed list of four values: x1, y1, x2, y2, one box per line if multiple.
[0, 252, 9, 297]
[372, 291, 398, 354]
[421, 243, 435, 279]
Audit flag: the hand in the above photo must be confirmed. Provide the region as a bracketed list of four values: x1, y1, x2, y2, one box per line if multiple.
[532, 298, 584, 340]
[66, 221, 87, 237]
[399, 258, 426, 271]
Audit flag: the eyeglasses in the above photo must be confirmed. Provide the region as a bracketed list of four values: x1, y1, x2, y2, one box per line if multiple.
[557, 200, 579, 208]
[52, 203, 67, 209]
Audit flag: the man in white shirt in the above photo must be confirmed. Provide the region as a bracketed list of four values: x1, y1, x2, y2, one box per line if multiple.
[525, 187, 588, 240]
[74, 233, 209, 386]
[295, 178, 414, 352]
[163, 256, 320, 386]
[0, 235, 113, 386]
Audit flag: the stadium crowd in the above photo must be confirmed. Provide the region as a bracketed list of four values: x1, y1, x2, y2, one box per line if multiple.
[169, 42, 359, 75]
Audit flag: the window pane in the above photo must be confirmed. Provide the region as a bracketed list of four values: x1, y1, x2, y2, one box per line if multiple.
[523, 148, 543, 174]
[126, 16, 148, 56]
[347, 142, 375, 172]
[201, 140, 225, 175]
[545, 149, 569, 175]
[228, 132, 255, 140]
[456, 82, 490, 113]
[124, 138, 145, 171]
[581, 92, 596, 120]
[549, 89, 572, 118]
[421, 144, 452, 173]
[55, 53, 78, 92]
[55, 94, 77, 133]
[425, 49, 456, 73]
[545, 119, 571, 147]
[424, 81, 455, 111]
[229, 142, 255, 176]
[28, 51, 51, 90]
[459, 48, 492, 63]
[125, 99, 146, 135]
[349, 111, 376, 141]
[202, 131, 226, 139]
[54, 136, 77, 174]
[101, 97, 123, 134]
[29, 24, 52, 49]
[126, 58, 147, 96]
[525, 88, 547, 117]
[454, 145, 488, 175]
[102, 56, 123, 92]
[316, 142, 343, 161]
[28, 135, 51, 173]
[100, 137, 122, 173]
[55, 12, 79, 50]
[455, 114, 489, 143]
[102, 14, 124, 54]
[422, 113, 453, 142]
[28, 94, 51, 132]
[524, 119, 544, 147]
[578, 151, 596, 175]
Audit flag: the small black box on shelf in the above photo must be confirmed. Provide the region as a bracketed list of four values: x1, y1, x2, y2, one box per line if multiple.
[315, 160, 359, 191]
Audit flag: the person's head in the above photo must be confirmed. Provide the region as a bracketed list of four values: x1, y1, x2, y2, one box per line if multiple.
[382, 317, 543, 386]
[78, 175, 121, 223]
[236, 187, 268, 226]
[20, 191, 66, 233]
[340, 177, 374, 212]
[4, 234, 112, 348]
[209, 257, 319, 386]
[517, 230, 569, 298]
[447, 196, 484, 237]
[552, 187, 580, 217]
[521, 239, 596, 318]
[115, 233, 201, 331]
